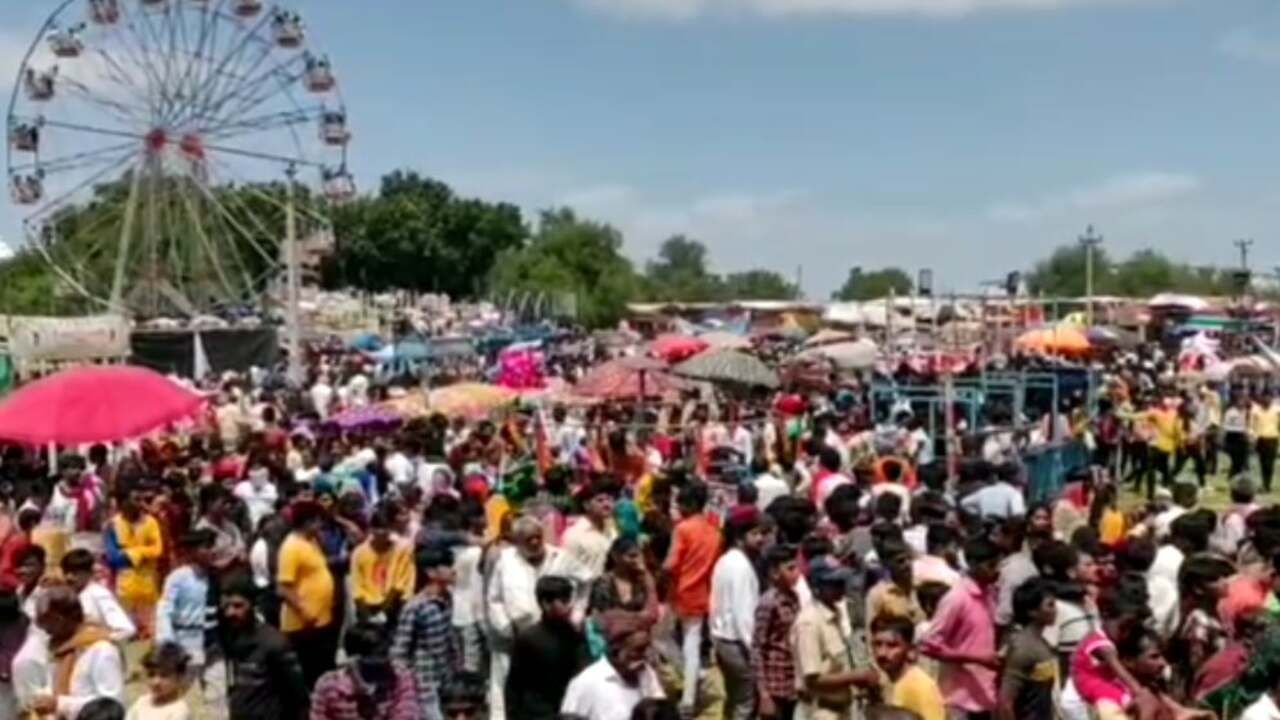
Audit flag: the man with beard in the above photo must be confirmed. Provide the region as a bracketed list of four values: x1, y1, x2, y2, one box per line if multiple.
[486, 515, 584, 720]
[220, 572, 308, 720]
[28, 585, 123, 718]
[560, 609, 665, 720]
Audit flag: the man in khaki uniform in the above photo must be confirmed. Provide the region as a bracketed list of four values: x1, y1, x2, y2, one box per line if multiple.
[793, 556, 880, 720]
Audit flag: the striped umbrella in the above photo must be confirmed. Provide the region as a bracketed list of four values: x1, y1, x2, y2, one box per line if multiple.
[575, 356, 682, 399]
[674, 349, 779, 389]
[428, 383, 518, 420]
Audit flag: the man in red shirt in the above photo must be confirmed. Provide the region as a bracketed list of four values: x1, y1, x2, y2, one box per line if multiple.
[663, 481, 721, 713]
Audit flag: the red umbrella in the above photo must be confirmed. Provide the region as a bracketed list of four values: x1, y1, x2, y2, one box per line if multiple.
[0, 366, 207, 445]
[649, 334, 708, 363]
[575, 357, 682, 399]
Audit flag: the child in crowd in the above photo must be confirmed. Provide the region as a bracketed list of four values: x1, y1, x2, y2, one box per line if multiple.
[126, 642, 192, 720]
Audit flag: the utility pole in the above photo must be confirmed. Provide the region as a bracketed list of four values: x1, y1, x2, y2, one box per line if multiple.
[284, 163, 302, 387]
[1079, 225, 1103, 326]
[1235, 238, 1254, 270]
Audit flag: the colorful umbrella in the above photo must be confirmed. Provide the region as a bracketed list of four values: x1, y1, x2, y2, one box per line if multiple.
[0, 365, 206, 444]
[326, 405, 404, 431]
[575, 357, 681, 399]
[697, 331, 752, 351]
[428, 383, 518, 420]
[1086, 326, 1140, 350]
[380, 392, 431, 420]
[649, 334, 708, 363]
[801, 339, 878, 370]
[1014, 326, 1091, 355]
[674, 349, 779, 389]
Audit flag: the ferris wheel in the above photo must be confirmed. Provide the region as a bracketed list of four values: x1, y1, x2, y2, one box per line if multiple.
[5, 0, 355, 317]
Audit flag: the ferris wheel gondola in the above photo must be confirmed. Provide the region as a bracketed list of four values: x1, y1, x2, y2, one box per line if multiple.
[5, 0, 354, 317]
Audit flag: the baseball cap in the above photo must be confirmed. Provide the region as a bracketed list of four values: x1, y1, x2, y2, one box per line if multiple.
[807, 555, 854, 588]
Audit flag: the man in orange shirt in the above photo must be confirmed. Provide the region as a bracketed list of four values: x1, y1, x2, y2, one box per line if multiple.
[663, 481, 721, 714]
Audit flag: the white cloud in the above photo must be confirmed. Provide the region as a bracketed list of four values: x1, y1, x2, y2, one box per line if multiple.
[572, 0, 1164, 21]
[1218, 27, 1280, 65]
[986, 171, 1201, 223]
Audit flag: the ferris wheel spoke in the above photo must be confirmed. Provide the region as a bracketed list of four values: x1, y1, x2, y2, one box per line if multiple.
[179, 10, 274, 128]
[93, 47, 157, 112]
[186, 168, 279, 270]
[59, 76, 152, 127]
[172, 2, 220, 118]
[116, 17, 170, 120]
[206, 152, 329, 228]
[22, 149, 140, 227]
[204, 63, 308, 133]
[191, 36, 282, 129]
[100, 16, 165, 119]
[10, 141, 139, 176]
[40, 118, 150, 144]
[200, 106, 320, 139]
[172, 167, 240, 301]
[202, 140, 318, 167]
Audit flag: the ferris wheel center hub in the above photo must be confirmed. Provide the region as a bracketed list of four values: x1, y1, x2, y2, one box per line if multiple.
[143, 128, 205, 160]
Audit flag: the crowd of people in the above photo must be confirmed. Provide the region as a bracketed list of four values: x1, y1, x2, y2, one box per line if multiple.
[2, 342, 1280, 720]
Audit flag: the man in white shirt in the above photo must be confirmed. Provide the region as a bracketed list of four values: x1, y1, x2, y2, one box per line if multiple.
[310, 375, 334, 419]
[561, 610, 665, 720]
[751, 459, 790, 512]
[959, 466, 1026, 520]
[29, 586, 124, 719]
[730, 422, 754, 469]
[61, 549, 135, 643]
[709, 507, 767, 720]
[562, 480, 618, 579]
[383, 438, 416, 489]
[487, 516, 587, 720]
[1151, 482, 1198, 541]
[1242, 678, 1280, 720]
[233, 465, 279, 530]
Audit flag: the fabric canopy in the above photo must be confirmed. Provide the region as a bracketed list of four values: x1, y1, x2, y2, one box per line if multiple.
[0, 365, 206, 444]
[575, 357, 681, 399]
[1014, 326, 1091, 355]
[801, 339, 878, 369]
[427, 383, 517, 420]
[649, 334, 708, 363]
[674, 349, 779, 389]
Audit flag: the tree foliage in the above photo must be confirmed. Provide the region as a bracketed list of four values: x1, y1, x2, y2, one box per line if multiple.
[488, 208, 639, 328]
[1027, 244, 1236, 298]
[641, 236, 797, 303]
[325, 171, 526, 297]
[832, 266, 913, 301]
[721, 270, 799, 301]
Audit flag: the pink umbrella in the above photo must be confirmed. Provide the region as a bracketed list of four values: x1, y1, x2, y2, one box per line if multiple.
[649, 334, 708, 363]
[0, 366, 207, 445]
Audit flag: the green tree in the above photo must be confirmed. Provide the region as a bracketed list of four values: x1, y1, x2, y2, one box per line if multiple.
[721, 270, 799, 300]
[489, 208, 639, 328]
[326, 171, 527, 296]
[1025, 244, 1115, 297]
[831, 266, 913, 301]
[644, 235, 723, 302]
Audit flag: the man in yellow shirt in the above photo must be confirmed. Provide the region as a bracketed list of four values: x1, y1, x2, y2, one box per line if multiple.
[351, 504, 415, 625]
[1145, 397, 1182, 499]
[277, 500, 336, 689]
[1251, 392, 1280, 492]
[871, 615, 945, 720]
[865, 542, 925, 634]
[112, 484, 163, 639]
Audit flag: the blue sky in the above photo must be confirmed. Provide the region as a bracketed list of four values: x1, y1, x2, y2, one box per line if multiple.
[3, 0, 1280, 297]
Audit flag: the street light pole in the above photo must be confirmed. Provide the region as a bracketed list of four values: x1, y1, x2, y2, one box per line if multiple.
[1079, 225, 1103, 326]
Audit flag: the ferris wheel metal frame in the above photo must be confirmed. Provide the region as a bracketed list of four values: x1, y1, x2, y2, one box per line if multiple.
[5, 0, 356, 318]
